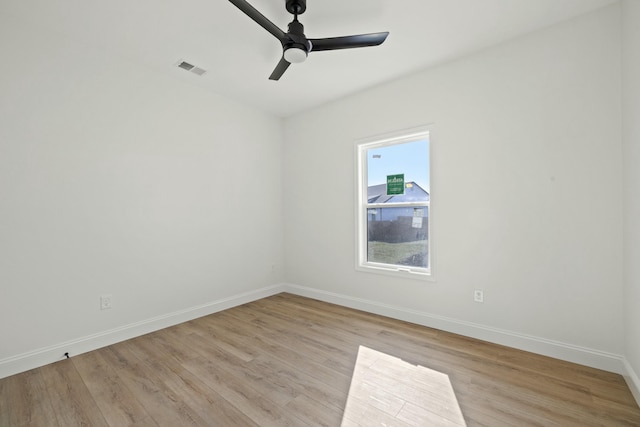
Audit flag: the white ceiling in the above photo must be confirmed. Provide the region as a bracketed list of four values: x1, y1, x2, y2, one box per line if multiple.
[5, 0, 616, 117]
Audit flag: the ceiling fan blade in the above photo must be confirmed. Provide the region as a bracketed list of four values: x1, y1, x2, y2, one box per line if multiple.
[269, 57, 291, 80]
[229, 0, 285, 41]
[309, 32, 389, 52]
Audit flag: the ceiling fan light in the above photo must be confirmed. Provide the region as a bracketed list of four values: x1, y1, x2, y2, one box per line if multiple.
[284, 47, 307, 63]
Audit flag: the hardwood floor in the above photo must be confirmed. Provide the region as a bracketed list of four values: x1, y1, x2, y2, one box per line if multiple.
[1, 293, 639, 426]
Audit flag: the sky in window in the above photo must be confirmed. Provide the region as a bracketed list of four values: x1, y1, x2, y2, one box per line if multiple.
[367, 138, 429, 191]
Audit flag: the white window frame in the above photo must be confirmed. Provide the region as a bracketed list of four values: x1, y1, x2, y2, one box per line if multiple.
[355, 126, 434, 280]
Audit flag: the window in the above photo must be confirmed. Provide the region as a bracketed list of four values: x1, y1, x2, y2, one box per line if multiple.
[356, 127, 432, 278]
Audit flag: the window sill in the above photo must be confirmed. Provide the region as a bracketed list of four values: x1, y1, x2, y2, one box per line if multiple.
[356, 263, 435, 282]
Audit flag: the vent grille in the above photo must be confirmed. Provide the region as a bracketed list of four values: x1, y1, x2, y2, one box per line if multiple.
[177, 60, 207, 76]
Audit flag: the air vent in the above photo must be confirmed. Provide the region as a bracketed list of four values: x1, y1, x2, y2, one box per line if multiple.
[176, 60, 207, 76]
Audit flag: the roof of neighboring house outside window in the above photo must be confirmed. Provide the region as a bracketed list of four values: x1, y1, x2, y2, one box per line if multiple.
[367, 181, 430, 203]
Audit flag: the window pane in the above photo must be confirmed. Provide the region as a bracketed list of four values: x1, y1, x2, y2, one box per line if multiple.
[368, 139, 429, 198]
[367, 207, 428, 269]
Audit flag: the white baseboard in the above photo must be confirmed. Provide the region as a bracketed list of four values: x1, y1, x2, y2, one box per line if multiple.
[3, 281, 634, 394]
[0, 284, 286, 380]
[623, 358, 640, 407]
[283, 283, 627, 375]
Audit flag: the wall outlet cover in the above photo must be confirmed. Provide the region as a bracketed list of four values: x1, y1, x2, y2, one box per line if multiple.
[474, 290, 484, 303]
[100, 295, 112, 310]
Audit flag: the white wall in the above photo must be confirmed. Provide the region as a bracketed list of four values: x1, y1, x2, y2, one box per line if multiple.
[284, 5, 623, 370]
[0, 15, 284, 376]
[622, 0, 640, 401]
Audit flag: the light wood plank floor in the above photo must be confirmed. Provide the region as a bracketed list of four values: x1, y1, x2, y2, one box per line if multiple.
[1, 293, 639, 426]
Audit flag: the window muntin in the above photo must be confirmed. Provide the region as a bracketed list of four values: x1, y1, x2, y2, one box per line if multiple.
[356, 129, 431, 277]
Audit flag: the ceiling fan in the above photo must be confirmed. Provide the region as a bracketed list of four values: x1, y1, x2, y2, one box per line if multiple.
[228, 0, 389, 80]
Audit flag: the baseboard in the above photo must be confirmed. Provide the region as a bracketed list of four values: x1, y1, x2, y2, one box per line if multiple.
[283, 283, 627, 375]
[3, 282, 631, 384]
[623, 358, 640, 407]
[0, 283, 286, 380]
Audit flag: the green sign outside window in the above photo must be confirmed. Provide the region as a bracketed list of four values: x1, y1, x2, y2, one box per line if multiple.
[386, 174, 405, 195]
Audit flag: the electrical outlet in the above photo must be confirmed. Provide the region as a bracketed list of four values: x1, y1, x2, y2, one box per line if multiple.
[100, 295, 112, 310]
[474, 290, 484, 303]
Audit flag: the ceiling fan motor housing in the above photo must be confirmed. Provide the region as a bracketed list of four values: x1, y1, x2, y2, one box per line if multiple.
[285, 19, 310, 52]
[286, 0, 306, 15]
[287, 19, 304, 36]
